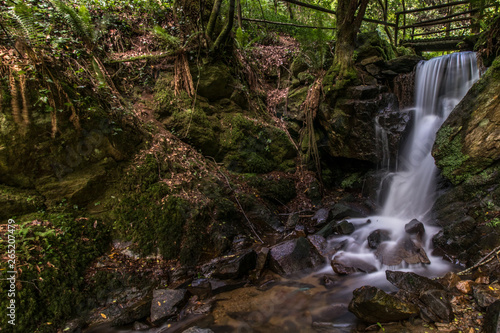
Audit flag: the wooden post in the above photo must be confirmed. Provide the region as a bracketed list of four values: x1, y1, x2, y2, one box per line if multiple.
[395, 12, 399, 45]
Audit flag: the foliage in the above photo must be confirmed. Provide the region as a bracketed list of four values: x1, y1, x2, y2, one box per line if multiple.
[0, 213, 110, 333]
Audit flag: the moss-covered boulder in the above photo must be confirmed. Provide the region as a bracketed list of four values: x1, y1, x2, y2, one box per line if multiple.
[196, 64, 235, 101]
[433, 56, 500, 185]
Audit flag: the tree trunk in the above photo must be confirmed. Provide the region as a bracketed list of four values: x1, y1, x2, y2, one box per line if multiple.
[212, 0, 236, 51]
[334, 0, 370, 75]
[206, 0, 223, 40]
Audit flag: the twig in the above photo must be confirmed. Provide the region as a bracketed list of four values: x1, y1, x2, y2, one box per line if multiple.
[457, 245, 500, 276]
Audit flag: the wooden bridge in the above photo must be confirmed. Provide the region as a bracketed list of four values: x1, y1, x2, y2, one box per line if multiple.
[242, 0, 498, 53]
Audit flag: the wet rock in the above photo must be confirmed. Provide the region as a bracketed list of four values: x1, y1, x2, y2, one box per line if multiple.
[212, 249, 257, 279]
[330, 203, 366, 220]
[312, 208, 332, 228]
[419, 289, 454, 323]
[315, 221, 337, 238]
[319, 275, 337, 290]
[331, 254, 377, 275]
[334, 220, 355, 235]
[348, 286, 419, 323]
[86, 288, 152, 327]
[187, 279, 212, 300]
[376, 237, 430, 265]
[269, 237, 324, 276]
[61, 319, 82, 333]
[440, 272, 461, 289]
[150, 289, 188, 324]
[473, 283, 500, 307]
[255, 247, 269, 276]
[182, 327, 215, 333]
[367, 229, 391, 249]
[386, 271, 444, 295]
[133, 321, 149, 331]
[294, 224, 307, 237]
[483, 300, 500, 333]
[347, 85, 387, 100]
[209, 279, 246, 295]
[405, 219, 425, 239]
[307, 235, 329, 257]
[456, 280, 475, 294]
[285, 212, 300, 229]
[231, 234, 252, 252]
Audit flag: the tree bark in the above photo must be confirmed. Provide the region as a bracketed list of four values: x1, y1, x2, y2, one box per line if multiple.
[206, 0, 223, 39]
[334, 0, 370, 75]
[212, 0, 236, 51]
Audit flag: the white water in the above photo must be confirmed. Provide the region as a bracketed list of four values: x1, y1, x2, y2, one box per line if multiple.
[332, 52, 480, 273]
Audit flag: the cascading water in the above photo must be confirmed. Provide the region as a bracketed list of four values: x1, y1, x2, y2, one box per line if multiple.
[331, 52, 480, 275]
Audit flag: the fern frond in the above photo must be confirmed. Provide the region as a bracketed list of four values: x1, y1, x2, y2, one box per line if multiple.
[51, 0, 96, 46]
[2, 3, 45, 46]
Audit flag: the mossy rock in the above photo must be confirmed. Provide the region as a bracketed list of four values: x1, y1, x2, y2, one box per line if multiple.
[355, 31, 396, 63]
[0, 185, 44, 220]
[244, 174, 297, 204]
[291, 57, 309, 77]
[196, 64, 235, 101]
[285, 86, 309, 120]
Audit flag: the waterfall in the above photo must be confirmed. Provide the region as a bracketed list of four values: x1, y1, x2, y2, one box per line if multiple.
[382, 52, 479, 221]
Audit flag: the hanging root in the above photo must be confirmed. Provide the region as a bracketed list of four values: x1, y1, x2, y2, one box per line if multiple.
[9, 67, 22, 127]
[299, 72, 325, 188]
[174, 51, 195, 97]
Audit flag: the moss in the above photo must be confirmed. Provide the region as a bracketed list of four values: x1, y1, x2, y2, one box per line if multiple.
[0, 213, 110, 333]
[341, 172, 363, 189]
[245, 174, 297, 204]
[434, 126, 471, 184]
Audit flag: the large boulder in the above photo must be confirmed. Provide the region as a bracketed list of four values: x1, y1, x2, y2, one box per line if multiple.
[212, 249, 257, 279]
[386, 271, 444, 295]
[375, 237, 430, 265]
[419, 289, 454, 323]
[196, 65, 234, 101]
[367, 229, 391, 249]
[348, 286, 419, 324]
[433, 56, 500, 185]
[269, 237, 324, 276]
[331, 254, 377, 275]
[483, 300, 500, 333]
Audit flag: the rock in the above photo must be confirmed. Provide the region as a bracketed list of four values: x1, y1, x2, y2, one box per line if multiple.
[255, 247, 269, 276]
[456, 280, 475, 294]
[473, 283, 500, 307]
[331, 254, 377, 275]
[196, 65, 234, 101]
[483, 300, 500, 333]
[312, 208, 332, 228]
[61, 319, 82, 333]
[231, 234, 252, 252]
[405, 219, 425, 238]
[386, 271, 444, 295]
[315, 221, 337, 238]
[182, 327, 215, 333]
[475, 276, 490, 284]
[269, 237, 324, 276]
[440, 272, 461, 289]
[208, 279, 246, 295]
[367, 229, 391, 249]
[286, 212, 300, 229]
[419, 289, 454, 323]
[348, 286, 419, 324]
[307, 235, 329, 257]
[381, 69, 398, 76]
[334, 220, 355, 235]
[212, 249, 257, 279]
[376, 237, 430, 265]
[384, 55, 423, 73]
[330, 203, 366, 220]
[360, 56, 384, 66]
[366, 63, 381, 76]
[187, 279, 212, 300]
[150, 289, 188, 324]
[133, 321, 150, 331]
[347, 85, 387, 100]
[294, 224, 307, 237]
[86, 288, 152, 327]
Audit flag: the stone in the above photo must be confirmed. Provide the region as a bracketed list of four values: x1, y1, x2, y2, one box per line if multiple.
[376, 237, 430, 265]
[366, 64, 381, 76]
[475, 276, 490, 284]
[456, 280, 475, 294]
[196, 65, 234, 101]
[331, 254, 377, 275]
[473, 283, 500, 307]
[269, 237, 324, 276]
[482, 300, 500, 333]
[187, 279, 212, 300]
[329, 203, 366, 220]
[150, 289, 188, 324]
[307, 235, 329, 257]
[285, 212, 300, 229]
[386, 271, 444, 295]
[208, 279, 246, 295]
[255, 247, 269, 274]
[360, 56, 384, 66]
[419, 289, 454, 323]
[347, 85, 387, 100]
[182, 327, 215, 333]
[405, 219, 425, 238]
[312, 208, 332, 228]
[133, 321, 150, 331]
[294, 224, 307, 237]
[384, 55, 423, 73]
[315, 221, 337, 238]
[440, 272, 461, 289]
[367, 229, 391, 249]
[348, 286, 419, 324]
[334, 220, 355, 235]
[212, 249, 257, 279]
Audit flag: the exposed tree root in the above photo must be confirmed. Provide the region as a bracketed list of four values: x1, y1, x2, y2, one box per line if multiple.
[458, 245, 500, 276]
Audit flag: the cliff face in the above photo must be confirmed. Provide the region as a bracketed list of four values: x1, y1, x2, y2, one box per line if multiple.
[432, 56, 500, 265]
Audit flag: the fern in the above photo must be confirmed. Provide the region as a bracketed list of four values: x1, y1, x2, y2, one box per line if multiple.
[2, 2, 45, 46]
[50, 0, 96, 46]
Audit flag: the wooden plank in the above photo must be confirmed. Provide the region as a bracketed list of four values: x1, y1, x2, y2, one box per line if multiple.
[400, 16, 472, 29]
[411, 25, 470, 37]
[396, 0, 469, 15]
[242, 17, 335, 29]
